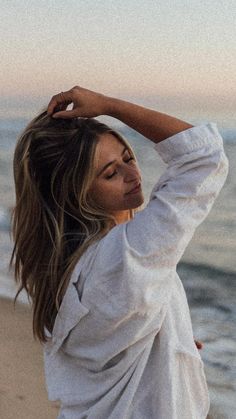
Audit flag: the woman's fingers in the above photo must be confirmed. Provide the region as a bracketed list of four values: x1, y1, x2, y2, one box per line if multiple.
[47, 91, 73, 116]
[194, 339, 203, 350]
[46, 85, 109, 119]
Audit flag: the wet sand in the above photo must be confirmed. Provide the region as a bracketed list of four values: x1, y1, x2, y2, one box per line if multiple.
[0, 297, 59, 419]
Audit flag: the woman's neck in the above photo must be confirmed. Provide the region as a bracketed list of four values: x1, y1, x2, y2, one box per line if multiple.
[113, 209, 133, 225]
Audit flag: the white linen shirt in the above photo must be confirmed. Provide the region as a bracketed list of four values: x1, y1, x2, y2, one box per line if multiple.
[44, 123, 229, 419]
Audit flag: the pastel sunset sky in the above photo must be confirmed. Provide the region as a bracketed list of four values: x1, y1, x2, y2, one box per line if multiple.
[1, 0, 235, 127]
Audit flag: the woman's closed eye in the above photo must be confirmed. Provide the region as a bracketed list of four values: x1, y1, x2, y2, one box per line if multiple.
[106, 157, 135, 179]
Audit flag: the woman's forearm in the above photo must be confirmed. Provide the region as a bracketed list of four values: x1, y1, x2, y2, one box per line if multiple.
[106, 97, 193, 144]
[46, 86, 193, 142]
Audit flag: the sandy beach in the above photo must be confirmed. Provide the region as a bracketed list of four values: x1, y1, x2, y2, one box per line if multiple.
[0, 297, 59, 419]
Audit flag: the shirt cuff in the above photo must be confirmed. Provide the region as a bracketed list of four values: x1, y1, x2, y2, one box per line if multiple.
[154, 122, 224, 164]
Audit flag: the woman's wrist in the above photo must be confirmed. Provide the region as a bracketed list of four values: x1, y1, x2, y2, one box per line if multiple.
[104, 97, 135, 122]
[103, 96, 120, 117]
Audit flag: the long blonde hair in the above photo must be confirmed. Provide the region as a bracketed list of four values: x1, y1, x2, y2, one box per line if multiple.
[9, 110, 141, 343]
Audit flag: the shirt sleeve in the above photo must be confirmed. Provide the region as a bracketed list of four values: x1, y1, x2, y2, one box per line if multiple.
[125, 122, 229, 266]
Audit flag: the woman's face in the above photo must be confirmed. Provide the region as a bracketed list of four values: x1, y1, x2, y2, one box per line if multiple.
[88, 133, 144, 223]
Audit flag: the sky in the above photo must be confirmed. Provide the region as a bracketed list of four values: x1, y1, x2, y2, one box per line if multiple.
[0, 0, 235, 127]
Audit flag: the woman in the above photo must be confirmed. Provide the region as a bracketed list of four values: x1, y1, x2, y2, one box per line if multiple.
[10, 86, 229, 418]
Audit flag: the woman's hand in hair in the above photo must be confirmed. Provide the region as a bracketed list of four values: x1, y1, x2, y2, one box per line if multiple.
[47, 85, 110, 119]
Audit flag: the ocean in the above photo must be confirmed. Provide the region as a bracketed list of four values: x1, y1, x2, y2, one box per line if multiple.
[0, 118, 235, 418]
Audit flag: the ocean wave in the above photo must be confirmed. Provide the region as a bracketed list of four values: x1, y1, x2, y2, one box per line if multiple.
[178, 261, 236, 282]
[219, 128, 236, 144]
[0, 207, 11, 231]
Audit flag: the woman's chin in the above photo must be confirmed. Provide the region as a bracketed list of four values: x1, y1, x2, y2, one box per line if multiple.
[127, 190, 144, 206]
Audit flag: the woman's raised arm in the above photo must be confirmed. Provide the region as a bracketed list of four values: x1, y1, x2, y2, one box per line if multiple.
[47, 85, 193, 143]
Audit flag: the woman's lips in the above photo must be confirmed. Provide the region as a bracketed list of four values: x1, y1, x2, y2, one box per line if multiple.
[126, 183, 141, 194]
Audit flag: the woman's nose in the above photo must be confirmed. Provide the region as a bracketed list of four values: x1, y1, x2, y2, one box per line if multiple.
[124, 165, 140, 181]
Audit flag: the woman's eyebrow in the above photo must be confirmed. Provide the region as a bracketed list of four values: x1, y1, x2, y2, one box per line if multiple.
[97, 146, 128, 177]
